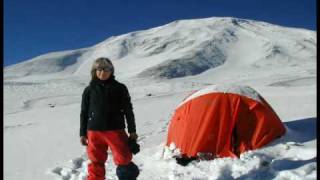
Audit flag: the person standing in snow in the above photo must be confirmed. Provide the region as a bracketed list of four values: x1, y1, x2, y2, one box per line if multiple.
[80, 57, 139, 180]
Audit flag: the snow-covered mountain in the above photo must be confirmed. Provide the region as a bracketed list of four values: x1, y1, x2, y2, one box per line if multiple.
[4, 17, 316, 180]
[4, 17, 316, 80]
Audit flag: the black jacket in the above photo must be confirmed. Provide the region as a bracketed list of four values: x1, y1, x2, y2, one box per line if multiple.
[80, 76, 136, 137]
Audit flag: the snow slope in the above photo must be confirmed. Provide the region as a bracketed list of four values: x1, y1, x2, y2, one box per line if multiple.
[4, 17, 316, 180]
[4, 17, 315, 81]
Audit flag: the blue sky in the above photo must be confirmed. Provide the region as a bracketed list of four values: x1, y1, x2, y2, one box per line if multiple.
[4, 0, 316, 66]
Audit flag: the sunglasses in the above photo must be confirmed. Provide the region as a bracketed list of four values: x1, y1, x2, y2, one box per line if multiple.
[96, 67, 112, 72]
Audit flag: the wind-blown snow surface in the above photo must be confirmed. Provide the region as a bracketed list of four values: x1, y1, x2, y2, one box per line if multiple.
[4, 17, 316, 180]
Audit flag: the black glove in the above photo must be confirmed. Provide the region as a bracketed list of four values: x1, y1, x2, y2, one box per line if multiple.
[128, 138, 140, 155]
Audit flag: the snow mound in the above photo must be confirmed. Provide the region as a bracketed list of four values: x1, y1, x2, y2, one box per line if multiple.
[52, 118, 317, 180]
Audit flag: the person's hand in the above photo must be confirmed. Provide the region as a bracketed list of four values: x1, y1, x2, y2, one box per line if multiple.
[129, 133, 138, 141]
[128, 133, 140, 154]
[80, 136, 88, 146]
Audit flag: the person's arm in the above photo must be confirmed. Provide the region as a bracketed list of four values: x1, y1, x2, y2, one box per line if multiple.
[121, 84, 137, 138]
[80, 87, 90, 145]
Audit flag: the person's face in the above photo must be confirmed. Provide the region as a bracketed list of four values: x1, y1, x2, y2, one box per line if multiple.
[96, 67, 112, 80]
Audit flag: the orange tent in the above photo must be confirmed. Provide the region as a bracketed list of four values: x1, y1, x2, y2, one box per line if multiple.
[166, 84, 286, 159]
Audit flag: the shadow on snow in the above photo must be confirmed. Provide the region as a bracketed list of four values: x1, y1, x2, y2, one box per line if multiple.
[283, 117, 316, 143]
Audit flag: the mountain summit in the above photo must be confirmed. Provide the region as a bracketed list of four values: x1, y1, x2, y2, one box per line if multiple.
[4, 17, 316, 80]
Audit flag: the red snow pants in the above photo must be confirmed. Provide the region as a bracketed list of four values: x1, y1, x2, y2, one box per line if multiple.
[87, 130, 133, 180]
